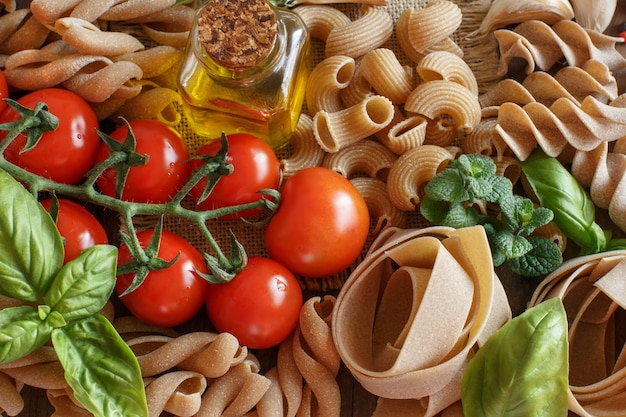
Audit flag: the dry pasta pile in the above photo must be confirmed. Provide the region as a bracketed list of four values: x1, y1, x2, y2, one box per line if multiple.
[2, 0, 626, 415]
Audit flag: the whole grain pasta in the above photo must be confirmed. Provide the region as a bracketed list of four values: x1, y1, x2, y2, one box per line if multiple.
[313, 94, 394, 153]
[386, 144, 457, 211]
[62, 60, 144, 103]
[529, 251, 626, 417]
[494, 19, 626, 77]
[293, 5, 351, 42]
[0, 9, 49, 55]
[109, 83, 183, 126]
[97, 0, 177, 21]
[423, 116, 458, 147]
[114, 45, 183, 80]
[321, 138, 398, 181]
[360, 48, 414, 105]
[134, 6, 196, 49]
[378, 114, 428, 155]
[332, 226, 511, 414]
[145, 371, 207, 417]
[306, 54, 355, 115]
[280, 113, 326, 178]
[325, 5, 393, 59]
[350, 176, 408, 235]
[339, 59, 373, 108]
[405, 80, 481, 133]
[54, 17, 145, 56]
[396, 0, 463, 64]
[416, 51, 478, 97]
[29, 0, 82, 28]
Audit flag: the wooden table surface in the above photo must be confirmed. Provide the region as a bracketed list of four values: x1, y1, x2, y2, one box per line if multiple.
[16, 3, 626, 417]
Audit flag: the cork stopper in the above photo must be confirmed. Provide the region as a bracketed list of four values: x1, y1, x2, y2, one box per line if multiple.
[197, 0, 278, 71]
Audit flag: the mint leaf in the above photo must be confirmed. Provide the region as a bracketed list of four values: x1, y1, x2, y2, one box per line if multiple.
[492, 230, 533, 258]
[462, 298, 569, 417]
[424, 169, 468, 202]
[442, 201, 480, 228]
[507, 236, 563, 277]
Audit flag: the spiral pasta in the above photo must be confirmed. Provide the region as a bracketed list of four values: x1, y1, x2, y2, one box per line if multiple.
[494, 19, 626, 77]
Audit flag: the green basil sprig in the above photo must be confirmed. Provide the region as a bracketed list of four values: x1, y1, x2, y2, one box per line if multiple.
[461, 298, 569, 417]
[520, 149, 608, 255]
[0, 168, 147, 417]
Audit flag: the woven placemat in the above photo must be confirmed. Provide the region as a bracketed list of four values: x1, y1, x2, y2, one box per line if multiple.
[157, 0, 500, 291]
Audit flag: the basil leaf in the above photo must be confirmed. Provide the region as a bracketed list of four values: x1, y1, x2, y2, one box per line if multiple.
[52, 314, 148, 417]
[45, 245, 118, 321]
[0, 169, 63, 302]
[520, 150, 606, 253]
[462, 298, 569, 417]
[0, 305, 54, 364]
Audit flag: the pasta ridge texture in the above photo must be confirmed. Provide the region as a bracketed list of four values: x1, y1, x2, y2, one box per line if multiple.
[494, 19, 626, 77]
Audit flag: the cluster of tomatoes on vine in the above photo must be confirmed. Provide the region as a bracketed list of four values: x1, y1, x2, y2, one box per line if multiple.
[0, 71, 371, 350]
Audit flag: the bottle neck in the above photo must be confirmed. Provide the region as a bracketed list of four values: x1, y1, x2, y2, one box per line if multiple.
[192, 0, 285, 82]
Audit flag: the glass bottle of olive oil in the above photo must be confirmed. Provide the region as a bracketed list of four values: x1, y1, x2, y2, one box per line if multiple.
[177, 0, 310, 149]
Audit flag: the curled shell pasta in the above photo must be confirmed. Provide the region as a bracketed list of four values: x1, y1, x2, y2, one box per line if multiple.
[293, 5, 351, 42]
[306, 54, 355, 115]
[325, 5, 393, 59]
[350, 176, 408, 235]
[396, 0, 463, 64]
[405, 80, 481, 133]
[321, 138, 398, 181]
[386, 144, 457, 211]
[280, 113, 326, 178]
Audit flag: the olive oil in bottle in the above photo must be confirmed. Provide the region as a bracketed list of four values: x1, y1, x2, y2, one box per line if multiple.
[177, 0, 310, 149]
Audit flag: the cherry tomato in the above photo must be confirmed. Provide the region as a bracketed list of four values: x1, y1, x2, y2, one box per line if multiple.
[1, 88, 101, 184]
[40, 198, 109, 264]
[189, 133, 280, 218]
[0, 70, 8, 114]
[115, 229, 209, 328]
[95, 120, 190, 203]
[205, 257, 303, 349]
[264, 167, 370, 277]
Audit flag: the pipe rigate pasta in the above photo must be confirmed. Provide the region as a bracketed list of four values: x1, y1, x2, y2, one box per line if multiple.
[280, 113, 326, 179]
[321, 138, 398, 181]
[293, 5, 351, 42]
[313, 94, 394, 153]
[350, 176, 408, 235]
[416, 51, 478, 97]
[325, 5, 393, 59]
[306, 55, 355, 115]
[377, 114, 428, 155]
[360, 48, 414, 105]
[494, 19, 626, 77]
[109, 83, 183, 126]
[396, 0, 463, 64]
[386, 144, 458, 211]
[405, 80, 482, 133]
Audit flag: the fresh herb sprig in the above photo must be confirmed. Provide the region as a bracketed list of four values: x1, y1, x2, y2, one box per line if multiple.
[420, 153, 563, 277]
[0, 168, 147, 417]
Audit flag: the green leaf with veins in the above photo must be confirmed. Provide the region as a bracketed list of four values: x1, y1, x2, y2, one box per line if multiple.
[420, 153, 562, 277]
[462, 298, 569, 417]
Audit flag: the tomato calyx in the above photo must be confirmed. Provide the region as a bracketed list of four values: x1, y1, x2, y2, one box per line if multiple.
[95, 119, 149, 199]
[116, 217, 180, 296]
[187, 132, 234, 205]
[198, 230, 248, 284]
[0, 98, 59, 152]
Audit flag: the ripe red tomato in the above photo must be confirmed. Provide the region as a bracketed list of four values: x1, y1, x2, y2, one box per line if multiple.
[189, 133, 280, 218]
[95, 120, 190, 203]
[115, 229, 209, 328]
[1, 88, 101, 184]
[40, 198, 109, 264]
[0, 70, 8, 114]
[265, 167, 370, 277]
[205, 257, 303, 349]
